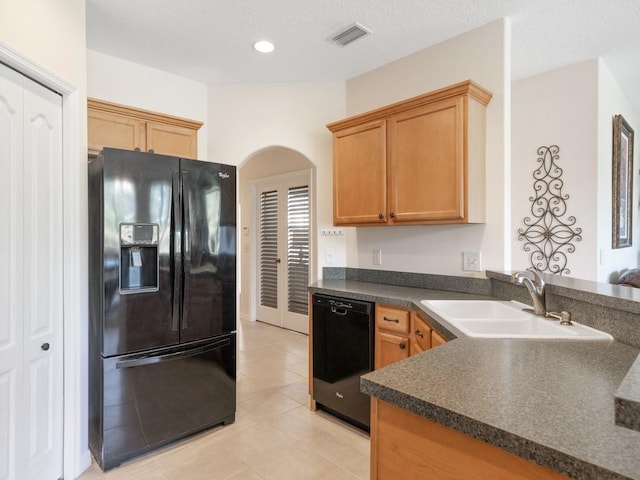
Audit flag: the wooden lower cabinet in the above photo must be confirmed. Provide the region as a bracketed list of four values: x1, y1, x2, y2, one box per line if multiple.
[431, 329, 447, 348]
[375, 305, 445, 369]
[370, 399, 569, 480]
[376, 331, 410, 367]
[375, 305, 410, 369]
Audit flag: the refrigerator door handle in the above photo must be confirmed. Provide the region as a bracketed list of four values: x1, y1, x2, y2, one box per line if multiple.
[181, 169, 191, 330]
[172, 170, 182, 332]
[115, 337, 231, 369]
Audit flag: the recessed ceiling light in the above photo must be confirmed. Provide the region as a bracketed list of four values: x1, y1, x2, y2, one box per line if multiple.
[253, 40, 275, 53]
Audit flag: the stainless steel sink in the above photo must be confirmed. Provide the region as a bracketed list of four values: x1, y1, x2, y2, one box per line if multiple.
[420, 300, 612, 340]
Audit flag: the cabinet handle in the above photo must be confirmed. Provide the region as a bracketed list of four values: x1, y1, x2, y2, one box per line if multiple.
[414, 330, 424, 338]
[378, 213, 384, 220]
[399, 342, 406, 350]
[383, 316, 400, 323]
[390, 212, 396, 218]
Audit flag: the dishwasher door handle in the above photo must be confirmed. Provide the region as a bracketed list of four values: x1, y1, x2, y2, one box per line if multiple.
[330, 306, 349, 316]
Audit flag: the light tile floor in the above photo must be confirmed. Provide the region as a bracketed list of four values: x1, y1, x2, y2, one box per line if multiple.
[78, 319, 370, 480]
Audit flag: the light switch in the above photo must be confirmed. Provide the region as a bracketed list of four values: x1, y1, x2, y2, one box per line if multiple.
[462, 251, 481, 272]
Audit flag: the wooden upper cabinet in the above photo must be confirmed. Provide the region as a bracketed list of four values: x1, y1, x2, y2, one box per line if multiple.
[327, 80, 492, 226]
[145, 121, 198, 159]
[332, 120, 387, 225]
[389, 97, 464, 223]
[88, 109, 146, 154]
[88, 98, 202, 158]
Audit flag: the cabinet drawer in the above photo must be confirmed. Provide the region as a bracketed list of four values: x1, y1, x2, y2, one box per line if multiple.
[376, 306, 410, 334]
[412, 314, 432, 351]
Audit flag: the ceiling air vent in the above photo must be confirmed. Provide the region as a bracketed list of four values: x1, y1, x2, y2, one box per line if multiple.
[331, 23, 371, 46]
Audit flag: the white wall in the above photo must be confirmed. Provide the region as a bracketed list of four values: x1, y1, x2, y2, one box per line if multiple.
[342, 19, 510, 276]
[512, 58, 640, 282]
[597, 58, 640, 281]
[0, 1, 89, 478]
[87, 50, 209, 159]
[512, 60, 599, 279]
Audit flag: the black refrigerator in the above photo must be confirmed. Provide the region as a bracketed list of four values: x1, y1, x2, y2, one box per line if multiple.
[88, 148, 237, 470]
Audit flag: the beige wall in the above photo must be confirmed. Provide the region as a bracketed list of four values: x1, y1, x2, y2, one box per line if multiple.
[206, 82, 346, 280]
[344, 19, 510, 276]
[1, 0, 86, 85]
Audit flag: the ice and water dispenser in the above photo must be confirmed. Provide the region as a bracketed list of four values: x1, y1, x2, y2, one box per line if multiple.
[119, 223, 159, 293]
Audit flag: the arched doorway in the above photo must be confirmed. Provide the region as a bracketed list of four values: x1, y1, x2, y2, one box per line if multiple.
[239, 146, 315, 334]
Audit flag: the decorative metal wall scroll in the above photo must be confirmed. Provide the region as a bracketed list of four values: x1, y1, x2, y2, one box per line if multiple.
[517, 145, 582, 275]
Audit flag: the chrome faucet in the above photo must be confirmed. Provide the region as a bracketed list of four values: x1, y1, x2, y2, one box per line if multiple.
[511, 268, 546, 315]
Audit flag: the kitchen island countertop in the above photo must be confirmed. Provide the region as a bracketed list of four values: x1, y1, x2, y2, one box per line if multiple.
[310, 278, 640, 480]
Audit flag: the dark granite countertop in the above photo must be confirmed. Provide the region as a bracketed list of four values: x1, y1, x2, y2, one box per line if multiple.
[310, 278, 640, 480]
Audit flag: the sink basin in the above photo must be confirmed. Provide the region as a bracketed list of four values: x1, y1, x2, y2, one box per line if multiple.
[420, 300, 612, 340]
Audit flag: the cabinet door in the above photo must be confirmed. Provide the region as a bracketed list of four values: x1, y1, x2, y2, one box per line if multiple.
[431, 329, 447, 348]
[412, 314, 432, 351]
[88, 109, 146, 156]
[146, 121, 198, 159]
[333, 120, 387, 225]
[388, 97, 464, 223]
[375, 331, 409, 369]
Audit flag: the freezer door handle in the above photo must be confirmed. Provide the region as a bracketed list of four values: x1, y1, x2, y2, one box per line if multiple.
[115, 337, 231, 369]
[181, 169, 191, 330]
[171, 170, 182, 332]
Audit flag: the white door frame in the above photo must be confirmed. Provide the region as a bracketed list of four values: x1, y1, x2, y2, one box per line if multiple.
[249, 168, 313, 331]
[0, 42, 89, 478]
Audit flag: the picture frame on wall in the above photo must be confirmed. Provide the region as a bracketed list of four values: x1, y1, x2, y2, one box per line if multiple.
[612, 114, 635, 249]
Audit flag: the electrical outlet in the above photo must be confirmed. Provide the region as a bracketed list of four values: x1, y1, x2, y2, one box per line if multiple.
[373, 249, 382, 265]
[463, 251, 481, 272]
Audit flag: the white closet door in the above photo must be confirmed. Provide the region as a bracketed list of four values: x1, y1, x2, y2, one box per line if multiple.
[0, 62, 26, 480]
[0, 63, 63, 480]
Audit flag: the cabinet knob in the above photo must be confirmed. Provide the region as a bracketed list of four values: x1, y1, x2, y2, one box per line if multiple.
[390, 212, 396, 219]
[399, 342, 406, 350]
[41, 343, 50, 351]
[378, 213, 384, 220]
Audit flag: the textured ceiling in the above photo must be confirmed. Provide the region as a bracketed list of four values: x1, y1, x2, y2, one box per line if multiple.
[86, 0, 640, 111]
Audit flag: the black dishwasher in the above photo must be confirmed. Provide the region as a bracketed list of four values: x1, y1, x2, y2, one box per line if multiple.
[312, 294, 374, 431]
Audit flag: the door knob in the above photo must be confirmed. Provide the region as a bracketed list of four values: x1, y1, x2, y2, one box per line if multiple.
[41, 343, 50, 351]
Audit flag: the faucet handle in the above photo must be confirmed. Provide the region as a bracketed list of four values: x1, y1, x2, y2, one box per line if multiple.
[546, 311, 573, 325]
